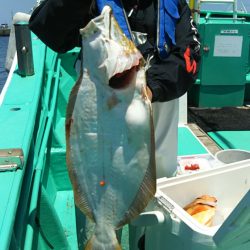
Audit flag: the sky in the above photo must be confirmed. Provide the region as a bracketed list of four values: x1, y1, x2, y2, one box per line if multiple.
[0, 0, 35, 24]
[0, 0, 250, 25]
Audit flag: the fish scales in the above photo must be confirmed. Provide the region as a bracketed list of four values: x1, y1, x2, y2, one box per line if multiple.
[66, 6, 156, 250]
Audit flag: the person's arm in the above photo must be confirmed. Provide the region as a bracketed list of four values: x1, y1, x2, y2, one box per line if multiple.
[147, 0, 201, 102]
[29, 0, 97, 53]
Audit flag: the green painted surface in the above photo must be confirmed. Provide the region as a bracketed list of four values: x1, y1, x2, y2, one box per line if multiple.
[37, 187, 70, 250]
[0, 36, 46, 249]
[53, 49, 80, 148]
[53, 190, 77, 249]
[199, 22, 249, 86]
[49, 148, 72, 191]
[190, 14, 250, 107]
[247, 74, 250, 84]
[194, 85, 246, 107]
[208, 131, 250, 151]
[0, 32, 80, 249]
[245, 74, 250, 102]
[24, 57, 63, 249]
[178, 127, 208, 156]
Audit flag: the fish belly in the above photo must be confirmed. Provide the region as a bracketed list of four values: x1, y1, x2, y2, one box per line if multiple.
[66, 6, 156, 249]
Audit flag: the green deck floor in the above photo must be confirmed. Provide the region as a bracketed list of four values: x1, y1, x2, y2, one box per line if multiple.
[54, 191, 78, 249]
[178, 126, 209, 156]
[208, 131, 250, 151]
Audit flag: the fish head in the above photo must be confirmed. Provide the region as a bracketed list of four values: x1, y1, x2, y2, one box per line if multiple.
[80, 6, 144, 89]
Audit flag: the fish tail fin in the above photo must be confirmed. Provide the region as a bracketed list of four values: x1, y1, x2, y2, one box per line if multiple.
[84, 226, 121, 250]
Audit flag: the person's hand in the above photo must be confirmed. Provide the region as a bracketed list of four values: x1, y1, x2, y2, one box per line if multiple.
[146, 86, 152, 102]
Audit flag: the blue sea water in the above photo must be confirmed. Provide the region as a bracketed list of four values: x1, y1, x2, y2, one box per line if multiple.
[0, 36, 9, 93]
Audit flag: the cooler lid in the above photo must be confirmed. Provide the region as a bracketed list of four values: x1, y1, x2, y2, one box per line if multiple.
[213, 190, 250, 248]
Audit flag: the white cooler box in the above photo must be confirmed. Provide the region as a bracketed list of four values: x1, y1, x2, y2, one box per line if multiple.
[130, 160, 250, 250]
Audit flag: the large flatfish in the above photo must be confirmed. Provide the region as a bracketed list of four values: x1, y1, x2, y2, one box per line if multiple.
[66, 6, 156, 250]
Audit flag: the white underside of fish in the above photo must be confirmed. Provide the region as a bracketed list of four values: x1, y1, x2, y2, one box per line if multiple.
[66, 6, 156, 250]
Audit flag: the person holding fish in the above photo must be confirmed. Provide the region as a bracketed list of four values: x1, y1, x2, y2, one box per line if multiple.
[29, 0, 200, 249]
[29, 0, 200, 178]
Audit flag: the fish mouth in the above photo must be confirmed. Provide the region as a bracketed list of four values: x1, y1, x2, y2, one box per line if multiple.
[109, 65, 139, 89]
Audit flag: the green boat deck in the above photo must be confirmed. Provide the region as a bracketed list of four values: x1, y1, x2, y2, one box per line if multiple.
[178, 126, 209, 156]
[208, 131, 250, 150]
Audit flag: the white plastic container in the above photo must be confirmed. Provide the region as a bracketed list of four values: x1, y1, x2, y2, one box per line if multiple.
[131, 160, 250, 250]
[176, 154, 217, 175]
[215, 149, 250, 164]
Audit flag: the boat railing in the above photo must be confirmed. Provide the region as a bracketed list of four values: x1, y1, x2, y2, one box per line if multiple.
[23, 55, 62, 249]
[192, 0, 238, 22]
